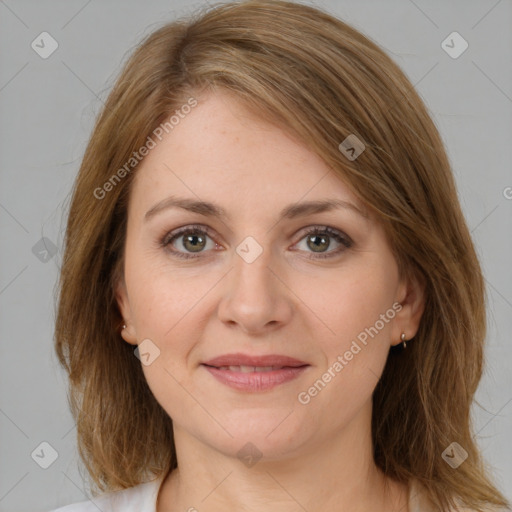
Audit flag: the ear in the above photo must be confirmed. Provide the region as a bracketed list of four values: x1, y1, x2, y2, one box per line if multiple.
[391, 267, 426, 346]
[114, 277, 138, 346]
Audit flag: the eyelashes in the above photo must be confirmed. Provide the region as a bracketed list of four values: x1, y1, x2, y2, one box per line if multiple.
[159, 224, 353, 260]
[289, 226, 353, 259]
[160, 225, 219, 259]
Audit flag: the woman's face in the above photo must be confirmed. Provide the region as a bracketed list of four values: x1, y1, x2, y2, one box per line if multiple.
[116, 90, 423, 460]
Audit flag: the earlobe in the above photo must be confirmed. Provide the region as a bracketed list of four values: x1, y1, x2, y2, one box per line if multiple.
[391, 269, 426, 345]
[120, 323, 138, 346]
[114, 278, 138, 346]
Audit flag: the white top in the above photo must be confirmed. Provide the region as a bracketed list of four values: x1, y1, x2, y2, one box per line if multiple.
[49, 475, 440, 512]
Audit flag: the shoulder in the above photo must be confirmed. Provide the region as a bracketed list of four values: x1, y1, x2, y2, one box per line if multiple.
[49, 500, 99, 512]
[47, 476, 165, 512]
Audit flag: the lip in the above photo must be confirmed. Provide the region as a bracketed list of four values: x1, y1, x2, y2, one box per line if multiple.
[202, 353, 309, 368]
[201, 353, 310, 392]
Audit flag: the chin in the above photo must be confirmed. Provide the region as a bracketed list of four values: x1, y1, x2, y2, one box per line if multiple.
[208, 410, 312, 456]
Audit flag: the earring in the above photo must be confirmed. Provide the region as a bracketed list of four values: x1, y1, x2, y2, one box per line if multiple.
[122, 324, 127, 330]
[401, 332, 407, 349]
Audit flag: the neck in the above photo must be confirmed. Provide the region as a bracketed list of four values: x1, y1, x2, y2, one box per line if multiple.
[157, 402, 408, 512]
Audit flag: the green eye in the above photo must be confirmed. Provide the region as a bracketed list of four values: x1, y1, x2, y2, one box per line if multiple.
[160, 224, 352, 260]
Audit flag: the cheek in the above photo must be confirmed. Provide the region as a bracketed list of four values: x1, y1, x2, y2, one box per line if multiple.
[304, 263, 397, 349]
[125, 250, 206, 336]
[125, 259, 224, 384]
[297, 271, 396, 424]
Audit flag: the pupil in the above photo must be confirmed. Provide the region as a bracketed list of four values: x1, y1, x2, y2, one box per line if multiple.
[308, 234, 329, 252]
[184, 234, 205, 252]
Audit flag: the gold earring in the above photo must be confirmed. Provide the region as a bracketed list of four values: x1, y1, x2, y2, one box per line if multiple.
[401, 332, 407, 349]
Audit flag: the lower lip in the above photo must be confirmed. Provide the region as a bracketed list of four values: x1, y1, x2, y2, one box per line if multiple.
[202, 365, 309, 392]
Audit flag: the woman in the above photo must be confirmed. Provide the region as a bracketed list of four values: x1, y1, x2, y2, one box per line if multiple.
[50, 1, 510, 511]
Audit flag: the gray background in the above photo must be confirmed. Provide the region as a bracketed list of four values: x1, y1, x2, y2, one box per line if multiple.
[0, 0, 511, 510]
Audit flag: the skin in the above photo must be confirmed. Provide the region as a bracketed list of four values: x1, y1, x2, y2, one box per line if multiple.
[116, 89, 425, 512]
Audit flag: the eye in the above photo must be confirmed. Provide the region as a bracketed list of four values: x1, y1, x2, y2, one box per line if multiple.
[293, 226, 353, 259]
[160, 224, 353, 260]
[160, 225, 218, 259]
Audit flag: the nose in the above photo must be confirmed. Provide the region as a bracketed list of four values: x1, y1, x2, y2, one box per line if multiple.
[217, 244, 294, 335]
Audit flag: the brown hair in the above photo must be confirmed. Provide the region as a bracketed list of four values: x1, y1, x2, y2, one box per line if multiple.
[54, 1, 509, 509]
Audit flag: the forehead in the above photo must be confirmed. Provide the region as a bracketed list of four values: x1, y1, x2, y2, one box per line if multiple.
[129, 90, 365, 220]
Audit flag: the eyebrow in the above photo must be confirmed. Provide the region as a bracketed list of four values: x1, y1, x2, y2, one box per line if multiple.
[144, 196, 368, 222]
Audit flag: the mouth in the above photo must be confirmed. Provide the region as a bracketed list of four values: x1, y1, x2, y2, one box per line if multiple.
[200, 354, 310, 392]
[203, 364, 307, 372]
[201, 352, 309, 368]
